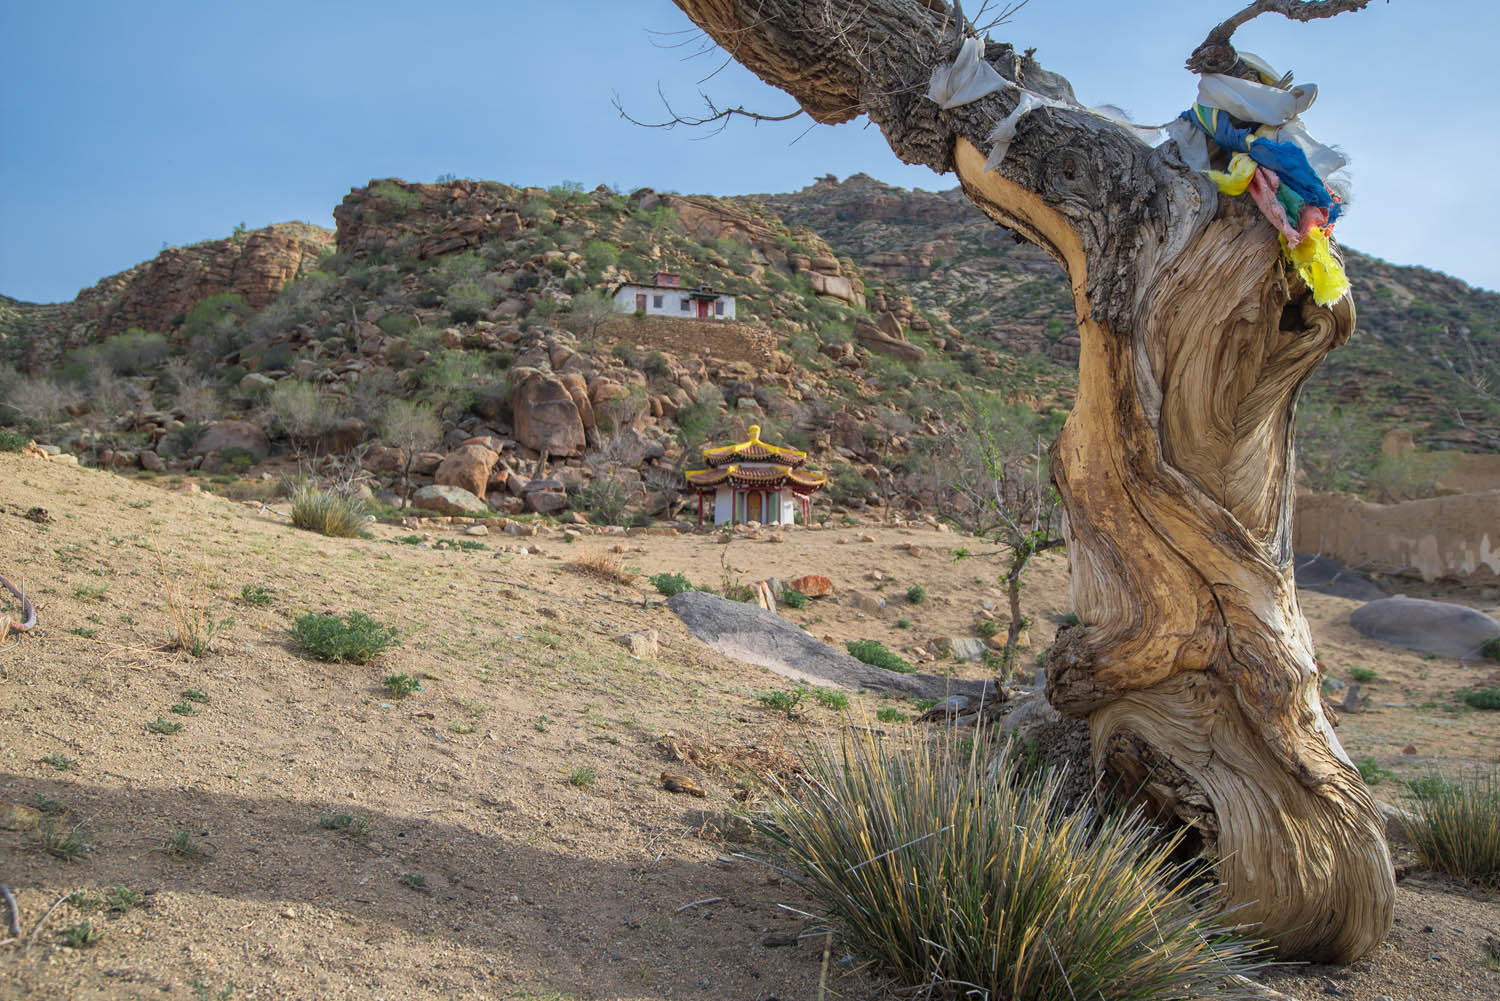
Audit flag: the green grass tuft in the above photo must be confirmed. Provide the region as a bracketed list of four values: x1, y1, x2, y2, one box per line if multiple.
[381, 673, 421, 698]
[647, 571, 694, 597]
[1407, 770, 1500, 889]
[1347, 667, 1377, 683]
[289, 483, 368, 538]
[905, 583, 926, 604]
[745, 726, 1264, 999]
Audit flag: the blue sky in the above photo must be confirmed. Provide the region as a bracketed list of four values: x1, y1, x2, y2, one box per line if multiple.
[2, 1, 1494, 304]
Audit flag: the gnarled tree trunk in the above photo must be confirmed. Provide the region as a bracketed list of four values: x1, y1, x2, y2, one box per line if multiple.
[669, 0, 1394, 963]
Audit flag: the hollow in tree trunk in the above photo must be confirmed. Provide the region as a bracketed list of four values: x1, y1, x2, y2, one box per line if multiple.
[667, 0, 1395, 963]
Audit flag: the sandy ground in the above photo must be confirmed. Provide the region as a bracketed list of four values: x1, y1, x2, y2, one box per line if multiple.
[0, 452, 1496, 1000]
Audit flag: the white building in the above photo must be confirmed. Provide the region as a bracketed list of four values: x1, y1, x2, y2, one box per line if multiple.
[611, 271, 737, 320]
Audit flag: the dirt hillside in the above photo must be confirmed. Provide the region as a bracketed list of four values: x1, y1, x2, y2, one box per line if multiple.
[1, 453, 1497, 1001]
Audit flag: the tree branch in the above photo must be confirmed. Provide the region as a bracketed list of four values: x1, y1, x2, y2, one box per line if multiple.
[611, 86, 804, 137]
[1186, 0, 1373, 75]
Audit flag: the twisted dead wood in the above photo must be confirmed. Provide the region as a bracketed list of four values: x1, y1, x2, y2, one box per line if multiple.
[668, 0, 1393, 962]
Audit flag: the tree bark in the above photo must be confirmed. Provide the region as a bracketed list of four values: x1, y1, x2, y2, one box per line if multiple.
[668, 0, 1394, 963]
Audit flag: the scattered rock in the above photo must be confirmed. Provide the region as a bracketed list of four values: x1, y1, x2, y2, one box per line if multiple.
[464, 524, 489, 537]
[411, 485, 489, 517]
[0, 801, 41, 831]
[951, 637, 988, 662]
[614, 629, 660, 659]
[660, 771, 706, 797]
[788, 574, 833, 597]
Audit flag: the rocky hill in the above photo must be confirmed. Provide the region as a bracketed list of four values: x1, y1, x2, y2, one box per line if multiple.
[1, 172, 1494, 525]
[0, 178, 1055, 523]
[746, 173, 1500, 452]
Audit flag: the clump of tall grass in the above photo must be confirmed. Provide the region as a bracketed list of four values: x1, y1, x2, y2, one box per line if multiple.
[289, 482, 367, 538]
[747, 725, 1263, 1000]
[1407, 770, 1500, 889]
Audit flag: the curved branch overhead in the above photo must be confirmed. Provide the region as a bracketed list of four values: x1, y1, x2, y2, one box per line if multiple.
[669, 0, 1393, 964]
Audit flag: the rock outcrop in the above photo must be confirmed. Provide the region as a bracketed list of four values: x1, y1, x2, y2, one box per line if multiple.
[512, 372, 587, 457]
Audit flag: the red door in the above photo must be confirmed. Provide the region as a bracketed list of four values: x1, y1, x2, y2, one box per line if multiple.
[635, 293, 647, 313]
[697, 299, 709, 318]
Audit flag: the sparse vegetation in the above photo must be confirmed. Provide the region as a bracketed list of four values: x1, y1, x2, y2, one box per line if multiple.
[876, 706, 906, 723]
[399, 873, 427, 891]
[147, 716, 184, 735]
[1407, 770, 1500, 889]
[318, 813, 370, 837]
[289, 482, 368, 538]
[181, 688, 209, 703]
[153, 539, 232, 657]
[757, 689, 804, 716]
[567, 550, 635, 585]
[905, 583, 926, 604]
[1348, 667, 1377, 684]
[809, 688, 849, 711]
[240, 583, 273, 606]
[1356, 757, 1393, 785]
[37, 814, 94, 860]
[1461, 687, 1500, 711]
[60, 921, 103, 949]
[41, 752, 76, 771]
[381, 674, 422, 699]
[648, 572, 695, 597]
[781, 587, 808, 609]
[567, 765, 597, 788]
[161, 829, 204, 859]
[846, 639, 916, 674]
[747, 725, 1262, 999]
[292, 611, 399, 663]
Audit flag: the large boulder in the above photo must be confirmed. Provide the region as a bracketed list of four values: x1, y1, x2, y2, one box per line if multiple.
[667, 590, 992, 701]
[411, 484, 489, 517]
[557, 372, 596, 432]
[1349, 596, 1500, 659]
[434, 444, 500, 500]
[854, 316, 926, 364]
[512, 372, 586, 457]
[1293, 553, 1387, 602]
[193, 420, 269, 460]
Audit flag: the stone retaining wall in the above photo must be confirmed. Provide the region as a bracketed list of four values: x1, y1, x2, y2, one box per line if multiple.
[598, 315, 777, 368]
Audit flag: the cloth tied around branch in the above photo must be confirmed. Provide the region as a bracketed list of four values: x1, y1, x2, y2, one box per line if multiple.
[1178, 56, 1350, 306]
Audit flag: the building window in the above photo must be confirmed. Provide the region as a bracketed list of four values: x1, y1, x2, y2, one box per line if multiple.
[715, 300, 725, 316]
[680, 298, 690, 312]
[653, 295, 663, 308]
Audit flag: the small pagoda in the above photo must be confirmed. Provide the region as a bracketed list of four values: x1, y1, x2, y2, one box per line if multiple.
[685, 425, 826, 527]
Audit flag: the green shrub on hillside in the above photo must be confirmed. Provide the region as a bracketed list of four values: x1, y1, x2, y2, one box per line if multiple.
[846, 639, 916, 674]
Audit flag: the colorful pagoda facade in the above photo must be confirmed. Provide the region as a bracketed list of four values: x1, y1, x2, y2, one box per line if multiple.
[685, 425, 826, 527]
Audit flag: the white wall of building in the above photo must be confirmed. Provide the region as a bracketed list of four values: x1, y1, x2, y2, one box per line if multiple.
[612, 284, 736, 319]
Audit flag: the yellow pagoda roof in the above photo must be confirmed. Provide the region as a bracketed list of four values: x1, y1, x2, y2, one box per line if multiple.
[684, 462, 827, 492]
[700, 425, 807, 467]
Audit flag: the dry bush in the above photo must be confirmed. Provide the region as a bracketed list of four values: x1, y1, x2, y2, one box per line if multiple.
[566, 550, 635, 586]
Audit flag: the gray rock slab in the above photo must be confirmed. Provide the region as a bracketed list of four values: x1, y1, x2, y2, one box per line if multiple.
[667, 590, 992, 701]
[1293, 553, 1388, 602]
[1349, 596, 1500, 659]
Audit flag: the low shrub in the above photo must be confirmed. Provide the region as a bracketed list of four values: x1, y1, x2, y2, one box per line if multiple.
[567, 550, 635, 586]
[1462, 687, 1500, 711]
[1347, 667, 1377, 683]
[1407, 770, 1500, 888]
[758, 689, 804, 715]
[648, 572, 694, 597]
[905, 583, 926, 605]
[289, 482, 368, 538]
[846, 639, 916, 674]
[781, 587, 809, 609]
[745, 726, 1263, 1000]
[810, 688, 849, 711]
[0, 430, 28, 452]
[292, 612, 399, 663]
